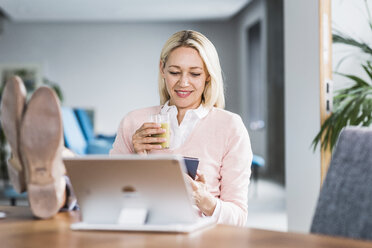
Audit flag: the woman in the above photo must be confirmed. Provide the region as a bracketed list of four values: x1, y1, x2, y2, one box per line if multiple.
[111, 30, 252, 226]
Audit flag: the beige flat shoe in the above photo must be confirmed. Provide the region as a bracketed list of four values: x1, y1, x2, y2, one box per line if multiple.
[20, 86, 66, 219]
[0, 76, 27, 193]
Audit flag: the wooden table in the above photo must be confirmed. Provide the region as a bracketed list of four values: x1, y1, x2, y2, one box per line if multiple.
[1, 206, 372, 248]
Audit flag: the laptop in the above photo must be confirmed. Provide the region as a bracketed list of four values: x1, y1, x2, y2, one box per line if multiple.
[63, 155, 216, 233]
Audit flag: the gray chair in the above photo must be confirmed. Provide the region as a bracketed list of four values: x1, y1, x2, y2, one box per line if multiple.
[311, 127, 372, 241]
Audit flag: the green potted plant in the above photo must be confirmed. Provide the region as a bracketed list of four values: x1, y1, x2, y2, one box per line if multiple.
[0, 86, 9, 182]
[312, 1, 372, 152]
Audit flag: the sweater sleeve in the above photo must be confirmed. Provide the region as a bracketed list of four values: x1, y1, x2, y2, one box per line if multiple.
[217, 115, 252, 226]
[110, 106, 161, 155]
[109, 114, 135, 155]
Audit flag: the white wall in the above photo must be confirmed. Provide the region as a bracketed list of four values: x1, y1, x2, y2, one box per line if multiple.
[0, 21, 238, 134]
[284, 0, 321, 233]
[332, 0, 372, 90]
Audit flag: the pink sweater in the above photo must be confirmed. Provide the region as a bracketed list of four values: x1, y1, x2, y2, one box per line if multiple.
[110, 106, 252, 226]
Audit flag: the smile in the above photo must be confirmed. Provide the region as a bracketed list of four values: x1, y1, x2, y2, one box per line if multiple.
[175, 90, 192, 98]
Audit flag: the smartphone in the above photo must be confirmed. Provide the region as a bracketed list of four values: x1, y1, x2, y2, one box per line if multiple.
[183, 156, 199, 180]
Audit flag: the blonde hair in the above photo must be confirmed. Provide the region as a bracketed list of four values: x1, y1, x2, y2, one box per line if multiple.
[158, 30, 225, 109]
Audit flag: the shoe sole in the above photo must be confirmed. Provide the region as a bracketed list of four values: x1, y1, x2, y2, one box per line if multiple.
[0, 76, 27, 193]
[20, 87, 65, 219]
[7, 157, 26, 193]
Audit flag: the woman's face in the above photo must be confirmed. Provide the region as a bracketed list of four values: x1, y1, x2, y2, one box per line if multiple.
[161, 46, 209, 111]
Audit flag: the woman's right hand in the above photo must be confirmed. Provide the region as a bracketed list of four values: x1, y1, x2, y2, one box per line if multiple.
[132, 122, 166, 154]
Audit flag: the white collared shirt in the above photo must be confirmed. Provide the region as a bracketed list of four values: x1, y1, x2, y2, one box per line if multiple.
[160, 101, 209, 149]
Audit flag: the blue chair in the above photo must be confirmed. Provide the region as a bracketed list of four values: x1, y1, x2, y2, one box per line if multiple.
[3, 184, 27, 206]
[251, 155, 265, 183]
[250, 155, 265, 196]
[61, 107, 114, 155]
[74, 108, 116, 144]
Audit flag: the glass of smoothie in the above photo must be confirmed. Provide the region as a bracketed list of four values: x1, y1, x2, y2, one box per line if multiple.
[150, 113, 170, 149]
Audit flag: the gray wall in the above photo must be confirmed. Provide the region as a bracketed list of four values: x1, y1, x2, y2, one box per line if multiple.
[284, 0, 321, 232]
[234, 0, 267, 160]
[233, 0, 285, 183]
[265, 0, 284, 183]
[0, 21, 238, 134]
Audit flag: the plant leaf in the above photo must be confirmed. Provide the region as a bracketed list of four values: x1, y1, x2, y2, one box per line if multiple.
[333, 33, 372, 55]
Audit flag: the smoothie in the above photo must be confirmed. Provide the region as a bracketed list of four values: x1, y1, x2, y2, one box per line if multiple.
[156, 122, 170, 148]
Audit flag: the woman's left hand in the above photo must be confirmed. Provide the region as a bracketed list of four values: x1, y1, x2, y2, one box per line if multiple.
[186, 172, 217, 216]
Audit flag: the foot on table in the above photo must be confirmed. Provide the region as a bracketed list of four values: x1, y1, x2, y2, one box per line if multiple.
[19, 86, 67, 219]
[0, 76, 27, 193]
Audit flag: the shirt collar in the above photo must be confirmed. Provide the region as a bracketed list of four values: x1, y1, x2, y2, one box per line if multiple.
[161, 101, 209, 119]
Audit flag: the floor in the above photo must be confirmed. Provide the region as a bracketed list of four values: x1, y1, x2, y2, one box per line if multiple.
[0, 179, 287, 232]
[246, 179, 287, 232]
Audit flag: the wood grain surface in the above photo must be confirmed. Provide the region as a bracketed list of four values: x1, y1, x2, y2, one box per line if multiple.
[1, 206, 372, 248]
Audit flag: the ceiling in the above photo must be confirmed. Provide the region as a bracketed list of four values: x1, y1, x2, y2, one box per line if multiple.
[0, 0, 251, 22]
